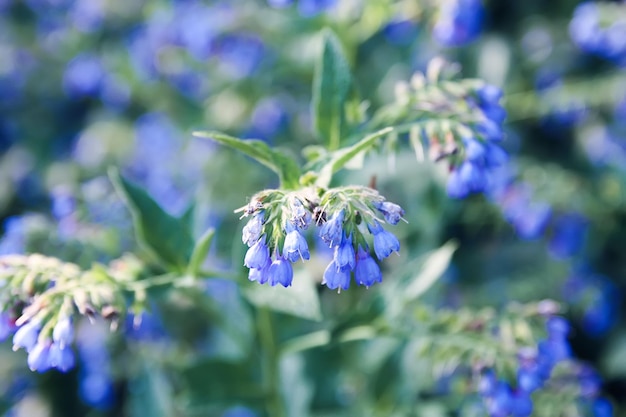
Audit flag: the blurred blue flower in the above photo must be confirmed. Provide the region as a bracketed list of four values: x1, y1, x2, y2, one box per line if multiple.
[77, 320, 114, 409]
[247, 97, 288, 141]
[570, 2, 626, 64]
[549, 213, 588, 259]
[70, 0, 104, 33]
[63, 53, 105, 97]
[267, 256, 293, 287]
[383, 19, 419, 45]
[216, 33, 265, 79]
[563, 272, 618, 337]
[433, 0, 484, 47]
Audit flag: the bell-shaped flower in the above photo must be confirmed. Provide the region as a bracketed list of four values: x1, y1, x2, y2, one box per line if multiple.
[49, 343, 75, 372]
[333, 234, 355, 271]
[319, 209, 345, 247]
[27, 340, 52, 372]
[53, 316, 74, 349]
[13, 320, 41, 352]
[355, 247, 382, 287]
[368, 221, 400, 260]
[374, 201, 405, 225]
[283, 223, 310, 262]
[267, 256, 293, 287]
[323, 261, 351, 291]
[244, 236, 271, 269]
[242, 212, 264, 246]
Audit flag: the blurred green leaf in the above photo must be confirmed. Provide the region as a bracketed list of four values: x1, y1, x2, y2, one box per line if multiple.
[312, 29, 353, 151]
[243, 269, 322, 321]
[128, 359, 175, 417]
[109, 168, 194, 272]
[186, 228, 215, 278]
[404, 240, 458, 301]
[181, 359, 263, 408]
[193, 131, 301, 190]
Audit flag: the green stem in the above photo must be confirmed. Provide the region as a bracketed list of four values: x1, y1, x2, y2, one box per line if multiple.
[257, 307, 285, 417]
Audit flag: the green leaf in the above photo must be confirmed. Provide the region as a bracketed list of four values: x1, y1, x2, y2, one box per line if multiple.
[128, 359, 175, 417]
[312, 28, 353, 150]
[315, 127, 393, 188]
[404, 240, 458, 301]
[243, 269, 322, 321]
[193, 131, 301, 190]
[186, 228, 215, 277]
[384, 241, 458, 318]
[109, 168, 194, 272]
[181, 359, 264, 408]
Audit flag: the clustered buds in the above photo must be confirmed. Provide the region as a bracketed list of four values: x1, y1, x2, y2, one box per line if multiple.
[12, 315, 75, 372]
[445, 84, 508, 198]
[239, 186, 404, 291]
[477, 316, 611, 417]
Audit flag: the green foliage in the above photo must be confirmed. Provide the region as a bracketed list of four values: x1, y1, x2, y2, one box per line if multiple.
[192, 131, 302, 190]
[312, 29, 354, 150]
[109, 168, 195, 272]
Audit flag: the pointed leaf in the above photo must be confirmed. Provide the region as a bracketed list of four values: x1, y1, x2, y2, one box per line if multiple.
[315, 127, 393, 188]
[312, 29, 353, 150]
[193, 131, 301, 189]
[187, 228, 215, 277]
[109, 168, 194, 271]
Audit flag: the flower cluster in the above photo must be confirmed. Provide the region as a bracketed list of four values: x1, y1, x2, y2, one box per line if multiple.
[433, 0, 484, 47]
[477, 317, 611, 417]
[445, 85, 508, 199]
[0, 254, 128, 374]
[563, 272, 618, 337]
[569, 2, 626, 64]
[240, 186, 404, 291]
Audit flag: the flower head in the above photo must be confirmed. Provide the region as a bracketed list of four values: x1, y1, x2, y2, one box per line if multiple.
[355, 247, 382, 287]
[28, 341, 52, 372]
[267, 256, 293, 287]
[368, 221, 401, 260]
[242, 211, 264, 246]
[53, 316, 74, 349]
[244, 236, 271, 269]
[323, 261, 351, 291]
[13, 320, 41, 352]
[374, 201, 405, 225]
[319, 209, 345, 248]
[283, 223, 310, 262]
[49, 343, 75, 372]
[334, 233, 355, 271]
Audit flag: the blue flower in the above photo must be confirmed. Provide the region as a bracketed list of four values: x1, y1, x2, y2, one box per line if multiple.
[374, 201, 405, 225]
[290, 199, 312, 230]
[49, 343, 75, 372]
[593, 398, 613, 417]
[53, 316, 74, 349]
[13, 320, 41, 352]
[319, 209, 345, 248]
[27, 341, 51, 372]
[368, 221, 400, 260]
[334, 234, 355, 271]
[63, 53, 104, 97]
[244, 237, 271, 269]
[355, 247, 382, 287]
[0, 312, 13, 341]
[323, 261, 351, 291]
[433, 0, 484, 46]
[249, 264, 270, 285]
[510, 390, 533, 417]
[267, 256, 293, 287]
[242, 212, 264, 246]
[283, 224, 310, 262]
[549, 213, 588, 259]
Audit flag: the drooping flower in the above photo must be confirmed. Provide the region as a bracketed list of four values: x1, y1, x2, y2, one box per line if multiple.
[374, 201, 405, 225]
[27, 341, 52, 372]
[368, 221, 400, 260]
[319, 209, 345, 248]
[355, 247, 382, 287]
[290, 199, 312, 230]
[49, 343, 75, 372]
[283, 223, 310, 262]
[242, 211, 264, 246]
[248, 263, 271, 285]
[267, 256, 293, 287]
[53, 316, 74, 349]
[334, 233, 355, 271]
[13, 320, 41, 352]
[323, 261, 351, 291]
[244, 236, 271, 269]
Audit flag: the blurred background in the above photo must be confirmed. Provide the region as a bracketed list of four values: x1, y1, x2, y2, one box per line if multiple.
[0, 0, 625, 416]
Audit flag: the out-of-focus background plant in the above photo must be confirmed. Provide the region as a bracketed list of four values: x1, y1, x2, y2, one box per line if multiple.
[0, 0, 625, 416]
